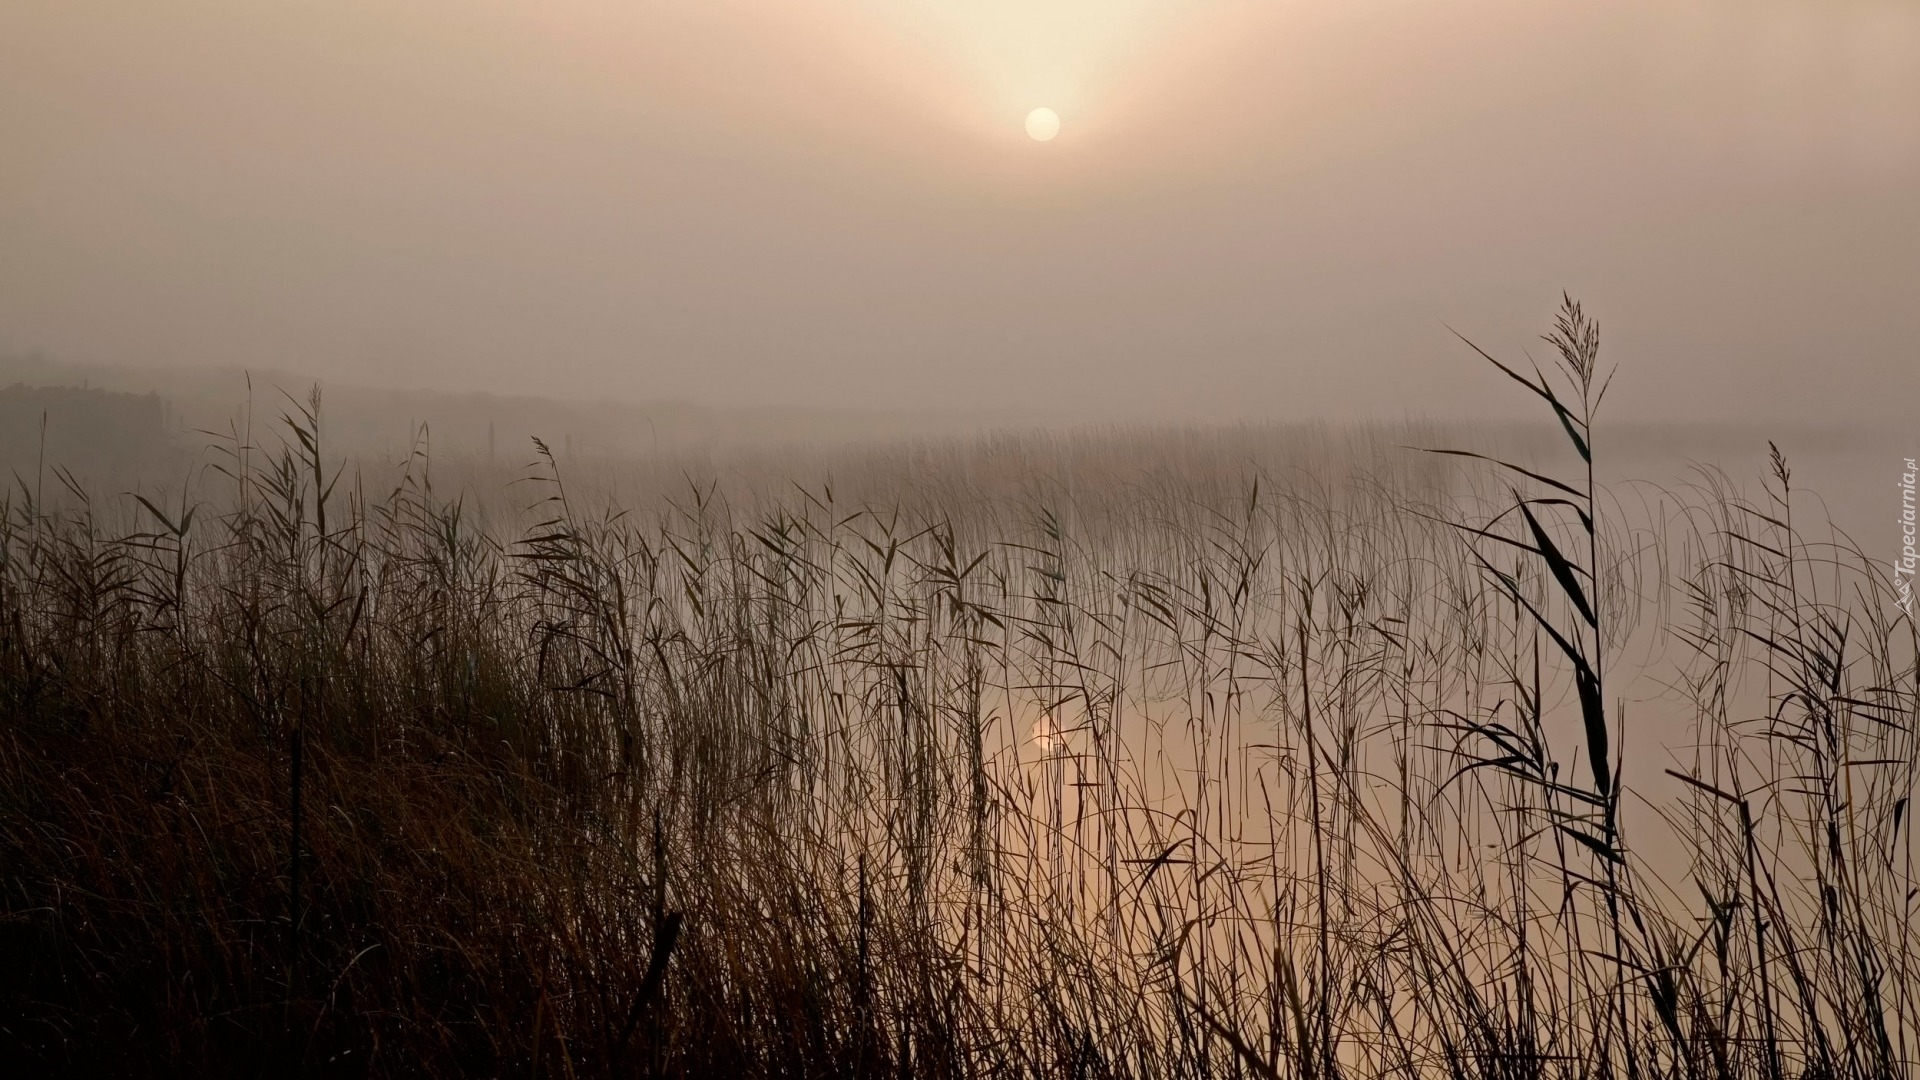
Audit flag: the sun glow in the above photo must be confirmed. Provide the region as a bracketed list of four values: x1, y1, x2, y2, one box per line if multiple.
[1033, 714, 1063, 755]
[858, 0, 1200, 137]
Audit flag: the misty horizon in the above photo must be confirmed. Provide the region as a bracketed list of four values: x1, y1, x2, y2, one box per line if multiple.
[5, 5, 1919, 1074]
[4, 0, 1917, 425]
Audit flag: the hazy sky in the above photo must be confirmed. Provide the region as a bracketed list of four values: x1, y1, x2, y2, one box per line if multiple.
[3, 0, 1916, 422]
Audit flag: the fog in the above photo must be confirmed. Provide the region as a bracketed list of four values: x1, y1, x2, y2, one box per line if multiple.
[2, 0, 1916, 424]
[7, 7, 1920, 1069]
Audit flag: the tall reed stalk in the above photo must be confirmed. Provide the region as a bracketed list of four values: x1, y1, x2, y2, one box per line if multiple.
[0, 302, 1911, 1077]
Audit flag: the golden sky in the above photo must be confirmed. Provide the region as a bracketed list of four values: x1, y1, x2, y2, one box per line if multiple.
[2, 0, 1916, 421]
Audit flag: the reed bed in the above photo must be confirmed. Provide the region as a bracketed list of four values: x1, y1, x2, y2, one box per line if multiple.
[1, 300, 1914, 1077]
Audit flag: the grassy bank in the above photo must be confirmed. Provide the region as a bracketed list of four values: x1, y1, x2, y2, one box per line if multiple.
[2, 303, 1914, 1077]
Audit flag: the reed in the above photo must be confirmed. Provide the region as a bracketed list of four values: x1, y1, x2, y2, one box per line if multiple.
[0, 302, 1912, 1077]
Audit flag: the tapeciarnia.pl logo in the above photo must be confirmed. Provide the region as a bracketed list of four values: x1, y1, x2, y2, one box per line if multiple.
[1898, 458, 1916, 617]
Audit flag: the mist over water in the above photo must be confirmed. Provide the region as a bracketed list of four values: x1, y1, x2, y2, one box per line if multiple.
[2, 2, 1916, 1075]
[3, 0, 1917, 425]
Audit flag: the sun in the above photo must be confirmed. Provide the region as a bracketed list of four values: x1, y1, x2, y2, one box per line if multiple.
[1025, 107, 1060, 142]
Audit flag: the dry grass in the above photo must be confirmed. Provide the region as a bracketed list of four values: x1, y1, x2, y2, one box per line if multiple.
[1, 301, 1914, 1077]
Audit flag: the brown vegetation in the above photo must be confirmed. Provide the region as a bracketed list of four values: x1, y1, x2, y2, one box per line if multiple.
[1, 302, 1914, 1077]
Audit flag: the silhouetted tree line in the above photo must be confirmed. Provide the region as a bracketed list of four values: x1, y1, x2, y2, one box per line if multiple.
[0, 384, 174, 483]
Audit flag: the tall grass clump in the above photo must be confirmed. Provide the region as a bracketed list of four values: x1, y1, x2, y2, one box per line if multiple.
[1, 300, 1914, 1077]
